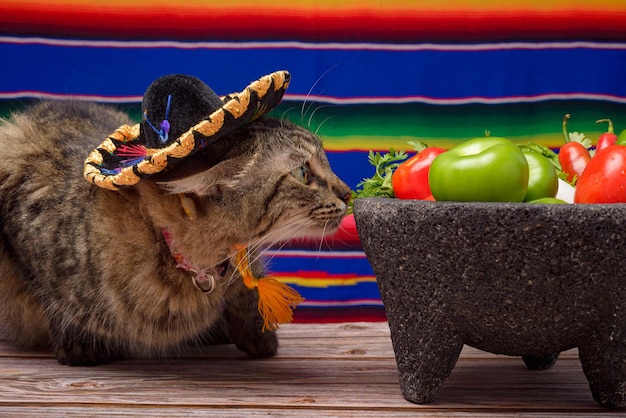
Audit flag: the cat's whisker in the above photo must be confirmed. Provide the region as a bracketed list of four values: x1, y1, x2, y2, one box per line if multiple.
[248, 209, 315, 249]
[224, 221, 306, 288]
[315, 235, 325, 260]
[242, 212, 317, 264]
[315, 219, 335, 258]
[301, 92, 326, 126]
[228, 225, 303, 287]
[252, 217, 311, 255]
[328, 219, 352, 250]
[300, 64, 340, 124]
[306, 105, 334, 130]
[255, 210, 343, 265]
[279, 106, 298, 126]
[314, 114, 337, 137]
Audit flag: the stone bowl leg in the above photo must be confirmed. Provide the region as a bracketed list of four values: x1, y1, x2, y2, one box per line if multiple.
[390, 316, 464, 404]
[578, 332, 626, 409]
[522, 353, 560, 370]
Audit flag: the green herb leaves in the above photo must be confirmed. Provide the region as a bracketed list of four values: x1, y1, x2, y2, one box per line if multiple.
[348, 149, 407, 213]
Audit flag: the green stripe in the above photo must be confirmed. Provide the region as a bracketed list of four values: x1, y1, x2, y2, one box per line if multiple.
[274, 100, 626, 150]
[3, 100, 625, 151]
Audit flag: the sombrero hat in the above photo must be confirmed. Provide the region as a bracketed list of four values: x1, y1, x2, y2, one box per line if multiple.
[84, 70, 290, 191]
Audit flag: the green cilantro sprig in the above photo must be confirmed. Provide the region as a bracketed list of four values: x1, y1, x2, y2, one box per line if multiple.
[348, 149, 408, 213]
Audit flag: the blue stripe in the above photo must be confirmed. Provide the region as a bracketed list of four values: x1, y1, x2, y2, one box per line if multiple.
[290, 282, 381, 302]
[327, 151, 375, 190]
[2, 40, 626, 100]
[266, 255, 374, 276]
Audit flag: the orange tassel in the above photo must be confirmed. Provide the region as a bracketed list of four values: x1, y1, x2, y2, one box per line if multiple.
[235, 246, 304, 332]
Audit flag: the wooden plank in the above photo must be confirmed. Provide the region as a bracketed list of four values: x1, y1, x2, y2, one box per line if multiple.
[0, 322, 580, 360]
[0, 406, 617, 417]
[0, 351, 602, 411]
[0, 322, 608, 416]
[0, 406, 616, 417]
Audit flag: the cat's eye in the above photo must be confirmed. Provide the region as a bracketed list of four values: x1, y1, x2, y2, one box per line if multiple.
[291, 164, 311, 184]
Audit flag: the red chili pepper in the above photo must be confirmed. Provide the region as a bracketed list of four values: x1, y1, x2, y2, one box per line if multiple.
[595, 118, 618, 152]
[558, 114, 591, 183]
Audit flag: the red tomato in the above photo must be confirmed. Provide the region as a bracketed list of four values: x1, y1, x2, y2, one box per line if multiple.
[558, 142, 591, 183]
[574, 145, 626, 203]
[392, 147, 446, 199]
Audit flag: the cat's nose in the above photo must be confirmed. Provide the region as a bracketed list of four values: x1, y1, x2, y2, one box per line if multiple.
[333, 179, 352, 205]
[338, 189, 352, 205]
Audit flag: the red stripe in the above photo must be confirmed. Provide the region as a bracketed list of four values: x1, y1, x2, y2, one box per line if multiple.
[2, 7, 626, 41]
[273, 271, 371, 280]
[293, 307, 387, 323]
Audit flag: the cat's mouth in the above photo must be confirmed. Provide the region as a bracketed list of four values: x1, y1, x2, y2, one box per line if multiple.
[253, 195, 349, 248]
[303, 221, 342, 238]
[293, 214, 346, 240]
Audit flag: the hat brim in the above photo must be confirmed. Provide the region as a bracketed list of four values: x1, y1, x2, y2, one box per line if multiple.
[84, 70, 290, 191]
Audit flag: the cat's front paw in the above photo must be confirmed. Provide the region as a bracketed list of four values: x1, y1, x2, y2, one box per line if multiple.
[54, 337, 111, 366]
[234, 329, 278, 358]
[224, 308, 279, 358]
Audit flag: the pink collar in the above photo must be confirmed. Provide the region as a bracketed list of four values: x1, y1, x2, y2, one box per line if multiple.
[161, 229, 228, 293]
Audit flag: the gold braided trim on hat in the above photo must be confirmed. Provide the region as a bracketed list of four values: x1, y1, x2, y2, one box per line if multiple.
[84, 71, 290, 191]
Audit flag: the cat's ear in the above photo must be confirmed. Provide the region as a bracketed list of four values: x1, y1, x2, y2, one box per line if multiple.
[158, 153, 258, 196]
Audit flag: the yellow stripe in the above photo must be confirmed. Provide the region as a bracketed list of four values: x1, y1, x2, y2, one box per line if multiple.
[277, 276, 377, 288]
[320, 133, 605, 152]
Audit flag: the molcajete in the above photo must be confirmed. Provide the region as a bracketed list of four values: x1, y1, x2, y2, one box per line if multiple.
[353, 198, 626, 409]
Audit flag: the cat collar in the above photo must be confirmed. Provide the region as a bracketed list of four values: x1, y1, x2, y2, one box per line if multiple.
[161, 228, 228, 293]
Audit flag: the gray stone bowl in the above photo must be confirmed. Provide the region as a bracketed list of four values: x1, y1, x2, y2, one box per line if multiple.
[353, 198, 626, 409]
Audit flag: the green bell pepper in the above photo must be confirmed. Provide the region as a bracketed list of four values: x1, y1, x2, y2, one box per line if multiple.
[429, 136, 529, 202]
[521, 148, 559, 202]
[618, 129, 626, 146]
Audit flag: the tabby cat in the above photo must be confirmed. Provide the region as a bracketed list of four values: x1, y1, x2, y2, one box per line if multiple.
[0, 78, 350, 366]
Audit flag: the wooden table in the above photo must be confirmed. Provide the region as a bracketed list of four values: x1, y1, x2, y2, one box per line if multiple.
[0, 322, 618, 416]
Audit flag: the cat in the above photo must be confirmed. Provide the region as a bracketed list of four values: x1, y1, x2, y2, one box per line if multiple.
[0, 98, 351, 366]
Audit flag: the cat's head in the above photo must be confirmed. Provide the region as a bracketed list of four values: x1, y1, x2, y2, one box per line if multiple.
[155, 117, 351, 246]
[87, 71, 350, 248]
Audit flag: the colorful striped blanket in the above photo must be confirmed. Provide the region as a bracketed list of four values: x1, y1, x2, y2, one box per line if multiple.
[1, 0, 626, 323]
